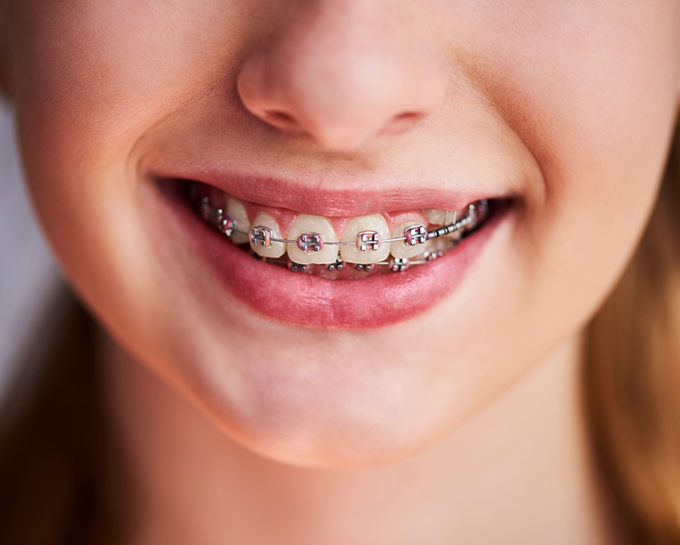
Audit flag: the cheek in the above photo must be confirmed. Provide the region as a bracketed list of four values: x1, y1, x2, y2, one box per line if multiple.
[12, 0, 255, 211]
[8, 0, 249, 315]
[470, 1, 680, 298]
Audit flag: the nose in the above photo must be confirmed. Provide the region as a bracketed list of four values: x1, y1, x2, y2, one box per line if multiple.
[237, 1, 446, 151]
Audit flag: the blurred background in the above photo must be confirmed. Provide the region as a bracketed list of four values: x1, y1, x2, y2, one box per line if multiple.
[0, 105, 58, 398]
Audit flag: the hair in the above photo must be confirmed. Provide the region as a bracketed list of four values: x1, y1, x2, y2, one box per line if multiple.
[0, 129, 679, 545]
[0, 290, 132, 545]
[583, 120, 680, 544]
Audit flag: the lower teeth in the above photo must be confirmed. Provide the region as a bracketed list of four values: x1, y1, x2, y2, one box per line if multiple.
[190, 185, 490, 278]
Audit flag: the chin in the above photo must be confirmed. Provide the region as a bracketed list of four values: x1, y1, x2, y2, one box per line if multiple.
[184, 347, 452, 468]
[213, 408, 442, 469]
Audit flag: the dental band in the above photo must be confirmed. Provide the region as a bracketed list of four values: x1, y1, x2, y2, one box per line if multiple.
[195, 192, 489, 273]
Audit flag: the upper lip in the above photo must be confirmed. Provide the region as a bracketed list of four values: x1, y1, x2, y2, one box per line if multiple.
[152, 167, 504, 217]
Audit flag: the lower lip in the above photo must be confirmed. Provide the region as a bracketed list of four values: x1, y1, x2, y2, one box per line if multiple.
[163, 184, 506, 329]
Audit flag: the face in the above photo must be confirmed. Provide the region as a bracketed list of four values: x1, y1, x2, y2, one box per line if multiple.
[4, 0, 680, 466]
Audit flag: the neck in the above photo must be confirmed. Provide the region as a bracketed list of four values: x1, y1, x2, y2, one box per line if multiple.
[103, 332, 612, 545]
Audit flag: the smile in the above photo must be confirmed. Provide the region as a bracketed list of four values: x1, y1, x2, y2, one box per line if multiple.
[160, 176, 510, 328]
[188, 181, 491, 278]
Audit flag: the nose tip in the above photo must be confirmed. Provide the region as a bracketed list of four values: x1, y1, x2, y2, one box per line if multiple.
[236, 5, 445, 151]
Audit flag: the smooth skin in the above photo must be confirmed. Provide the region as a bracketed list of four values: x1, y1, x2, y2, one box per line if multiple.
[3, 0, 680, 543]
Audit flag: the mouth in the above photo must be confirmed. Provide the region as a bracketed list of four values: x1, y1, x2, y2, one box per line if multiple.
[189, 181, 492, 277]
[158, 176, 511, 329]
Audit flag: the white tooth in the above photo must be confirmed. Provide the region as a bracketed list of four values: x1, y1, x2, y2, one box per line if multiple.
[411, 237, 447, 262]
[249, 213, 286, 258]
[429, 237, 450, 253]
[443, 210, 457, 225]
[445, 207, 468, 240]
[424, 209, 446, 225]
[287, 214, 339, 264]
[340, 214, 390, 264]
[226, 198, 251, 244]
[390, 221, 430, 259]
[426, 208, 467, 239]
[446, 228, 463, 242]
[424, 209, 459, 226]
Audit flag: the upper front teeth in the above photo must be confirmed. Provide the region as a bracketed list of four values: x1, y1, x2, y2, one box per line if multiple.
[340, 214, 391, 264]
[287, 214, 339, 264]
[198, 187, 486, 266]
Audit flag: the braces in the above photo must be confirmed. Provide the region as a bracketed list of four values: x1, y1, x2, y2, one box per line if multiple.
[194, 190, 489, 273]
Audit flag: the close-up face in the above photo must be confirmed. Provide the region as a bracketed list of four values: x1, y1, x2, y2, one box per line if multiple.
[3, 0, 680, 467]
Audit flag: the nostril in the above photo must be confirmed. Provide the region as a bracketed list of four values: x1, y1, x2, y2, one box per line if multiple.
[395, 112, 420, 122]
[379, 112, 425, 136]
[262, 110, 298, 128]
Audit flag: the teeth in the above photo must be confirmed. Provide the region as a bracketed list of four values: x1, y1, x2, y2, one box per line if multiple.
[447, 228, 463, 242]
[425, 208, 465, 241]
[424, 209, 445, 225]
[249, 213, 286, 258]
[286, 214, 339, 264]
[226, 198, 251, 244]
[192, 181, 488, 274]
[424, 209, 457, 226]
[340, 214, 391, 264]
[445, 208, 468, 240]
[416, 237, 448, 261]
[390, 221, 431, 259]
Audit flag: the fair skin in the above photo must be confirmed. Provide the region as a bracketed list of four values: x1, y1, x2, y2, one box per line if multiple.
[3, 0, 680, 543]
[106, 330, 609, 544]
